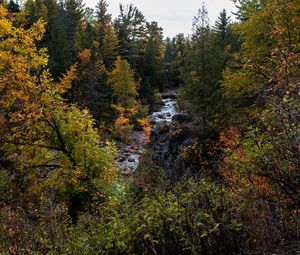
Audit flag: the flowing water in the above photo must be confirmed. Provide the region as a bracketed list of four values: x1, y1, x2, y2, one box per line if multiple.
[151, 98, 177, 124]
[116, 98, 178, 173]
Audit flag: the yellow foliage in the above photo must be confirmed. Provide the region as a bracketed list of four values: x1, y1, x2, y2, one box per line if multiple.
[110, 105, 135, 142]
[0, 8, 117, 209]
[109, 56, 138, 108]
[137, 117, 151, 141]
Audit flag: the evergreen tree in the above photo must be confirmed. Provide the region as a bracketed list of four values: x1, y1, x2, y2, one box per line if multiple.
[181, 4, 228, 127]
[44, 0, 71, 78]
[81, 20, 96, 54]
[84, 6, 93, 23]
[95, 0, 118, 68]
[140, 21, 164, 105]
[95, 0, 111, 51]
[63, 0, 85, 59]
[102, 24, 119, 68]
[114, 4, 146, 69]
[232, 0, 266, 21]
[173, 33, 188, 86]
[192, 2, 210, 79]
[8, 0, 19, 13]
[163, 37, 177, 87]
[24, 0, 48, 26]
[212, 9, 231, 49]
[95, 0, 111, 26]
[71, 48, 114, 123]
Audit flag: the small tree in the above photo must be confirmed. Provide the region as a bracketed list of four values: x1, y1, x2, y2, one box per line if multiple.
[0, 7, 116, 225]
[109, 56, 138, 108]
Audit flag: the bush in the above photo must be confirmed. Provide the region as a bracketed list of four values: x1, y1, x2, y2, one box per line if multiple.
[62, 178, 245, 255]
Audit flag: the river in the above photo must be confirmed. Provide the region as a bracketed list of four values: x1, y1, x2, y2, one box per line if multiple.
[116, 96, 178, 174]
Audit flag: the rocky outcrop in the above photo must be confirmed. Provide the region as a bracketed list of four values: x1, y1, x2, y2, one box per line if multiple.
[172, 113, 193, 123]
[117, 91, 194, 180]
[152, 100, 165, 112]
[160, 90, 177, 99]
[150, 118, 195, 182]
[115, 131, 148, 174]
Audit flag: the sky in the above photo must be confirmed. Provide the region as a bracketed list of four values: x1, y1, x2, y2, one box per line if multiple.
[84, 0, 238, 38]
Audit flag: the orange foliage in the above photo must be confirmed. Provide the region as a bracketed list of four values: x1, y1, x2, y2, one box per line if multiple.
[137, 117, 151, 141]
[220, 128, 274, 197]
[78, 49, 91, 64]
[115, 115, 130, 126]
[219, 128, 241, 149]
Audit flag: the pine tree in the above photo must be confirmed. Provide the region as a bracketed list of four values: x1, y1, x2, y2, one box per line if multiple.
[114, 4, 146, 68]
[213, 9, 231, 49]
[232, 0, 266, 21]
[95, 0, 111, 50]
[24, 0, 48, 26]
[95, 0, 111, 26]
[63, 0, 85, 59]
[193, 2, 210, 78]
[94, 0, 118, 68]
[8, 0, 19, 13]
[44, 0, 71, 78]
[181, 3, 227, 127]
[102, 24, 119, 68]
[141, 21, 164, 104]
[163, 37, 177, 87]
[173, 33, 187, 86]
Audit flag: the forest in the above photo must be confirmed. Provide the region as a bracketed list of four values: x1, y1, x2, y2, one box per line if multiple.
[0, 0, 299, 254]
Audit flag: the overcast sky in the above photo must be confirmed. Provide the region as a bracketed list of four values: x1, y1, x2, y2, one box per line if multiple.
[84, 0, 237, 38]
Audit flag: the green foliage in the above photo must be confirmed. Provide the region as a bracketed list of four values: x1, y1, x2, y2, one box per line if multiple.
[137, 179, 243, 254]
[109, 56, 138, 108]
[220, 0, 300, 246]
[1, 0, 300, 254]
[0, 10, 117, 252]
[232, 0, 265, 21]
[24, 0, 48, 26]
[113, 4, 146, 68]
[134, 149, 167, 189]
[180, 5, 238, 128]
[62, 178, 244, 255]
[63, 0, 85, 59]
[95, 0, 119, 68]
[53, 106, 116, 184]
[45, 0, 72, 78]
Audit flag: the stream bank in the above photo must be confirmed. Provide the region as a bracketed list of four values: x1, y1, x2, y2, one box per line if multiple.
[116, 93, 178, 173]
[116, 90, 194, 178]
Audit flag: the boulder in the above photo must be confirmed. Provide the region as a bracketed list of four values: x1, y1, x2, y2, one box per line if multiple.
[150, 119, 195, 182]
[172, 113, 192, 123]
[118, 157, 125, 163]
[161, 90, 177, 99]
[123, 147, 132, 153]
[156, 100, 165, 106]
[157, 113, 166, 119]
[128, 158, 136, 163]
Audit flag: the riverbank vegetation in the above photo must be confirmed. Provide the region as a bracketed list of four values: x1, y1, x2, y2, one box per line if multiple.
[0, 0, 299, 254]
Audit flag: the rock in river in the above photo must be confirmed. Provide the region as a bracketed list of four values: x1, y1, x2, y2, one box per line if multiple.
[172, 113, 192, 123]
